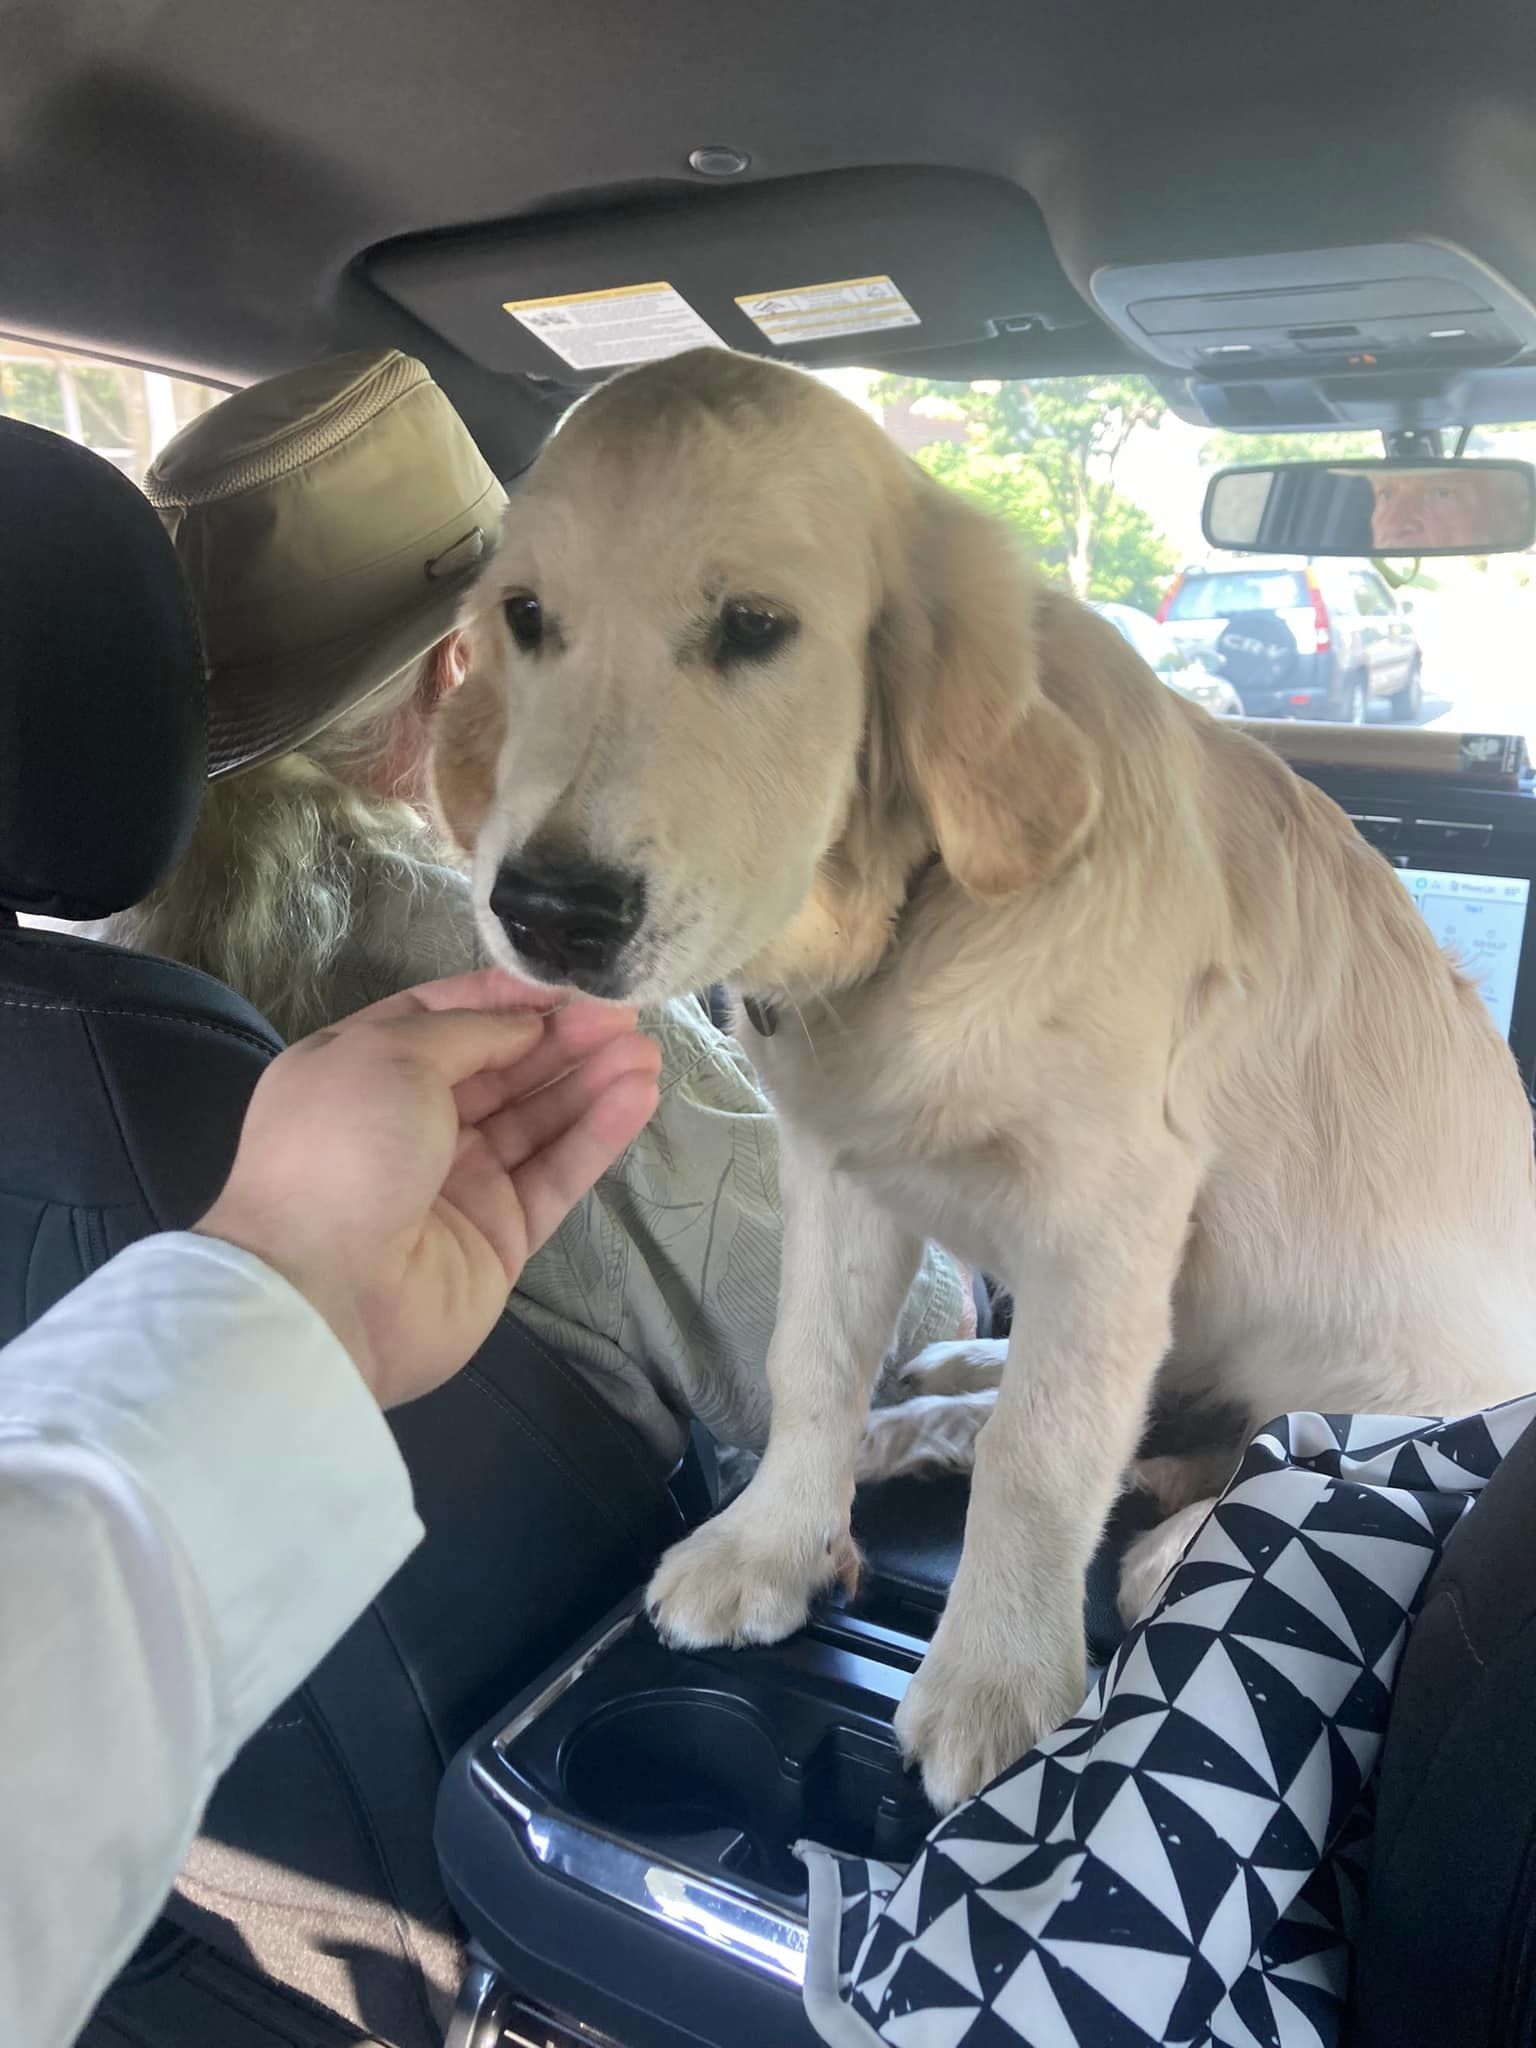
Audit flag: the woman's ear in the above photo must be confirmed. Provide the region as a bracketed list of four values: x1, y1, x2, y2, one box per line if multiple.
[419, 630, 468, 713]
[875, 480, 1100, 900]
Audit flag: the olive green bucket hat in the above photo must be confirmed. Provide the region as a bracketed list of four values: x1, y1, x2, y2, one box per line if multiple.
[144, 349, 507, 779]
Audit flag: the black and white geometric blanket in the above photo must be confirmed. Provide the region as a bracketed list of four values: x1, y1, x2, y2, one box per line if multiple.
[800, 1396, 1536, 2048]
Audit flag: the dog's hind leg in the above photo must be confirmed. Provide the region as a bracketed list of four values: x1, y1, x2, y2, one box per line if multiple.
[1117, 1497, 1218, 1625]
[1112, 1438, 1244, 1619]
[1129, 1441, 1243, 1515]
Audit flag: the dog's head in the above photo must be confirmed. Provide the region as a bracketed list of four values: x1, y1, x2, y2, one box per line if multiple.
[435, 348, 1098, 1004]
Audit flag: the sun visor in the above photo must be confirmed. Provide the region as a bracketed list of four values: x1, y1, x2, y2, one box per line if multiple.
[362, 168, 1104, 385]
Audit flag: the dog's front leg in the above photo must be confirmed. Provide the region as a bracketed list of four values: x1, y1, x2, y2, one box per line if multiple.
[647, 1137, 921, 1649]
[895, 1155, 1197, 1810]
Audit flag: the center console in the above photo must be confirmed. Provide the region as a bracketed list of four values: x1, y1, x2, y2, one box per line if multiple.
[436, 1596, 936, 2048]
[435, 1474, 1162, 2048]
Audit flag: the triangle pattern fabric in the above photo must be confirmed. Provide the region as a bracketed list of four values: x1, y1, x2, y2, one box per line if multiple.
[990, 1949, 1090, 2048]
[935, 1836, 1038, 1887]
[798, 1393, 1536, 2048]
[1262, 1536, 1365, 1660]
[883, 2007, 979, 2048]
[910, 1897, 988, 2001]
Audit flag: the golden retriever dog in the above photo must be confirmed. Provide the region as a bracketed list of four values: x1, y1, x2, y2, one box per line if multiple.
[432, 347, 1536, 1809]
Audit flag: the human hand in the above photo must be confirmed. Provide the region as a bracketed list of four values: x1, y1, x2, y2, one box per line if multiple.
[953, 1257, 979, 1340]
[197, 968, 660, 1406]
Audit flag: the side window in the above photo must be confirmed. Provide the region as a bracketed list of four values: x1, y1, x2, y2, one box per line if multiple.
[0, 340, 224, 480]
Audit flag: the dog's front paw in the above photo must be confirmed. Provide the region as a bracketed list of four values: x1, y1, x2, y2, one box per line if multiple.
[646, 1504, 851, 1650]
[895, 1626, 1086, 1811]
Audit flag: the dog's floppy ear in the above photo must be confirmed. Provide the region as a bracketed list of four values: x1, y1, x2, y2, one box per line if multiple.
[871, 479, 1099, 899]
[428, 659, 506, 854]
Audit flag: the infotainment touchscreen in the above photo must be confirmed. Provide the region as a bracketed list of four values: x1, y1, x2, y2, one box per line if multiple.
[1397, 866, 1531, 1043]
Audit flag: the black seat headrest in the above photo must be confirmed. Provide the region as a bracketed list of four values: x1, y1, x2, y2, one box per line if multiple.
[0, 416, 206, 919]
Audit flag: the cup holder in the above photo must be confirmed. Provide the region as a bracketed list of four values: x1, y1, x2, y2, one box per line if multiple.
[557, 1677, 932, 1899]
[562, 1688, 807, 1891]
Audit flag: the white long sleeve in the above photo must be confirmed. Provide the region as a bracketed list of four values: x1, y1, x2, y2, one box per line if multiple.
[0, 1233, 424, 2048]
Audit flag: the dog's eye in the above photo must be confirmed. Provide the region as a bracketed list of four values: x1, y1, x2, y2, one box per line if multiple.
[503, 593, 545, 653]
[717, 599, 796, 666]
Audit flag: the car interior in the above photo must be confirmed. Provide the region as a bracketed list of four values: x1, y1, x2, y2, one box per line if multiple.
[5, 3, 1536, 2045]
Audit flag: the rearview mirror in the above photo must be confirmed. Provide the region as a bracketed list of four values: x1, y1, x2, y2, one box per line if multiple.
[1202, 458, 1536, 558]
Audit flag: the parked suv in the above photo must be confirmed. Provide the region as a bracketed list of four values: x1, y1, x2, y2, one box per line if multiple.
[1159, 560, 1424, 723]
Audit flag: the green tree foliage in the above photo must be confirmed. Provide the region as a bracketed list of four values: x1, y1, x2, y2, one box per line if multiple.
[870, 373, 1175, 606]
[1197, 427, 1381, 467]
[1083, 493, 1180, 611]
[906, 435, 1056, 538]
[0, 360, 66, 435]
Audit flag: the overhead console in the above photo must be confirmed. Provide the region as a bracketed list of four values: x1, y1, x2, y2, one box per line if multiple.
[1092, 240, 1536, 381]
[1161, 363, 1536, 436]
[362, 167, 1120, 387]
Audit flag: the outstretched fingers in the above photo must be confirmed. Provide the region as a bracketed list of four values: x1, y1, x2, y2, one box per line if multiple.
[478, 1032, 662, 1169]
[509, 1070, 661, 1255]
[452, 997, 643, 1125]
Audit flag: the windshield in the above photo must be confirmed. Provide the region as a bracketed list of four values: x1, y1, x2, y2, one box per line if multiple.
[823, 368, 1536, 742]
[10, 348, 1534, 743]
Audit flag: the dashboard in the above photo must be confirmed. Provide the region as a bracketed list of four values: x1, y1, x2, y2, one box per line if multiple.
[1301, 764, 1536, 1091]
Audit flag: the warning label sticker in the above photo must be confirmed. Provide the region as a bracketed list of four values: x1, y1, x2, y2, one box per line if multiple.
[503, 283, 724, 372]
[735, 274, 921, 347]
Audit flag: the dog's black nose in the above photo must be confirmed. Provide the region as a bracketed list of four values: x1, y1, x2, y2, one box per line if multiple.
[490, 852, 646, 986]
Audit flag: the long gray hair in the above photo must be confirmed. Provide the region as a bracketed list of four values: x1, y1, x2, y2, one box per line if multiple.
[106, 654, 454, 1040]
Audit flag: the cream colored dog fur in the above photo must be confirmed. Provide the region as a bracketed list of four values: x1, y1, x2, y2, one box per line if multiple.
[433, 348, 1536, 1809]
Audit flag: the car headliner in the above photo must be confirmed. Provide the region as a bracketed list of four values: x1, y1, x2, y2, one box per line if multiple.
[2, 0, 1535, 471]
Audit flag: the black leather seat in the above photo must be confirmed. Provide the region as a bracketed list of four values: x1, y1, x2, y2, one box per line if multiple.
[1349, 1408, 1536, 2048]
[0, 417, 689, 2047]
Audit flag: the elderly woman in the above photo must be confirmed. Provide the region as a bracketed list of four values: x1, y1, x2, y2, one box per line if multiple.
[107, 349, 972, 1470]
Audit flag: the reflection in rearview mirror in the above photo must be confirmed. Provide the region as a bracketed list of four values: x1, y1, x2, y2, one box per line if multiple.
[1203, 458, 1536, 558]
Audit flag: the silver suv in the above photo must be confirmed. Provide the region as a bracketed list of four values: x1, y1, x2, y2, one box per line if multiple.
[1160, 560, 1424, 723]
